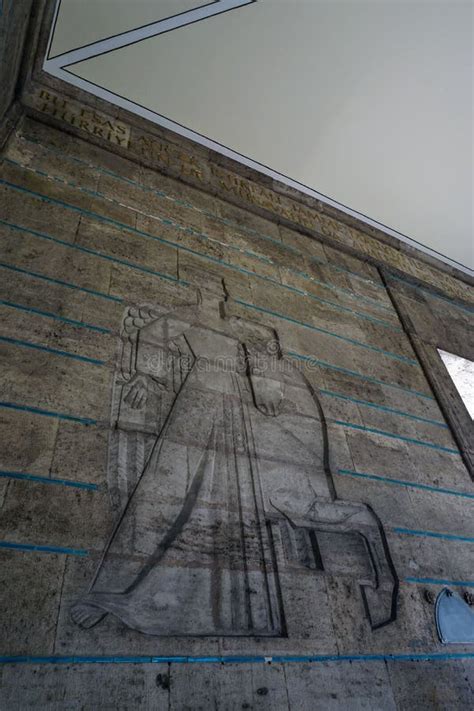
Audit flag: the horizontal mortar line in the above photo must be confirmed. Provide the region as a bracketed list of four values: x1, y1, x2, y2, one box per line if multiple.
[0, 400, 97, 425]
[0, 540, 88, 556]
[0, 469, 98, 490]
[0, 334, 105, 366]
[0, 180, 291, 291]
[330, 419, 459, 454]
[5, 159, 278, 269]
[0, 364, 436, 449]
[281, 267, 396, 319]
[108, 213, 398, 328]
[0, 223, 427, 407]
[158, 209, 391, 314]
[2, 156, 399, 323]
[0, 388, 443, 448]
[405, 577, 474, 588]
[0, 217, 410, 368]
[0, 385, 439, 442]
[0, 209, 394, 336]
[0, 227, 406, 369]
[0, 228, 433, 418]
[320, 389, 446, 428]
[0, 164, 399, 331]
[275, 277, 401, 331]
[288, 350, 434, 400]
[1, 651, 474, 665]
[0, 298, 112, 333]
[12, 140, 344, 276]
[0, 345, 435, 440]
[236, 300, 417, 365]
[0, 261, 123, 303]
[71, 153, 390, 296]
[17, 138, 291, 255]
[388, 274, 474, 317]
[0, 218, 187, 288]
[337, 469, 474, 500]
[16, 136, 392, 301]
[24, 137, 384, 289]
[393, 527, 474, 543]
[96, 212, 394, 322]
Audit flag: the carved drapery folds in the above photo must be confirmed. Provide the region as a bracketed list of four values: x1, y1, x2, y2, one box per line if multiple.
[71, 284, 398, 637]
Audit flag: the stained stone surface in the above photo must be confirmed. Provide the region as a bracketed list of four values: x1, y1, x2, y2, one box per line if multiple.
[0, 0, 32, 133]
[0, 105, 473, 707]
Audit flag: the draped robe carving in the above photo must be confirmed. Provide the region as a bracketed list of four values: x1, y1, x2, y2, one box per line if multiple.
[71, 291, 397, 636]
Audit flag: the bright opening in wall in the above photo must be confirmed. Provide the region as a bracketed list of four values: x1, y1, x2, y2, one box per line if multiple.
[438, 349, 474, 419]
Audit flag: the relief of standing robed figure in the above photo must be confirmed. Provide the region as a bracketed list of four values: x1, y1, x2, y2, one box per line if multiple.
[71, 281, 397, 636]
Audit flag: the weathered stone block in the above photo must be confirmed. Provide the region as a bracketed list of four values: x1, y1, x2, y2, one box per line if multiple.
[0, 221, 114, 297]
[387, 660, 474, 710]
[169, 663, 290, 711]
[5, 133, 101, 194]
[378, 384, 445, 423]
[77, 217, 178, 282]
[0, 180, 81, 241]
[279, 225, 327, 260]
[19, 116, 139, 186]
[285, 660, 397, 710]
[404, 488, 474, 538]
[108, 263, 192, 306]
[0, 662, 170, 710]
[0, 304, 114, 364]
[218, 200, 281, 244]
[388, 531, 474, 587]
[0, 343, 112, 422]
[51, 421, 108, 485]
[324, 244, 383, 285]
[178, 252, 254, 302]
[0, 409, 58, 474]
[357, 405, 458, 451]
[0, 479, 112, 549]
[0, 550, 65, 655]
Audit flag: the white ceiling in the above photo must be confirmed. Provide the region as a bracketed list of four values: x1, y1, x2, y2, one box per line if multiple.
[48, 0, 203, 58]
[45, 0, 474, 274]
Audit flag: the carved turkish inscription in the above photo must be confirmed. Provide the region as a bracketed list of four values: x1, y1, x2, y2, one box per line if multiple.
[70, 281, 397, 637]
[34, 89, 130, 147]
[130, 131, 206, 183]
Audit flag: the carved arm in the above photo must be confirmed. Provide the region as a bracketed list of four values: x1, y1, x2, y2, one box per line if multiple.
[270, 496, 398, 629]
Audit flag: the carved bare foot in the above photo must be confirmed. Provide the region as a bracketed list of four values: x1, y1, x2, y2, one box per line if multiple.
[70, 602, 107, 629]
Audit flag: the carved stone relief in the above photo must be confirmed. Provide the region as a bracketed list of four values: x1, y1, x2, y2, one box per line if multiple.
[33, 89, 130, 147]
[71, 279, 398, 636]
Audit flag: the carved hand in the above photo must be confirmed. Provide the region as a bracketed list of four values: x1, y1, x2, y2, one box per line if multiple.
[124, 375, 149, 410]
[250, 374, 283, 417]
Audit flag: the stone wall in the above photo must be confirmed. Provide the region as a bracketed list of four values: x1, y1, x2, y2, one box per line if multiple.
[0, 0, 32, 144]
[0, 112, 473, 709]
[384, 271, 474, 477]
